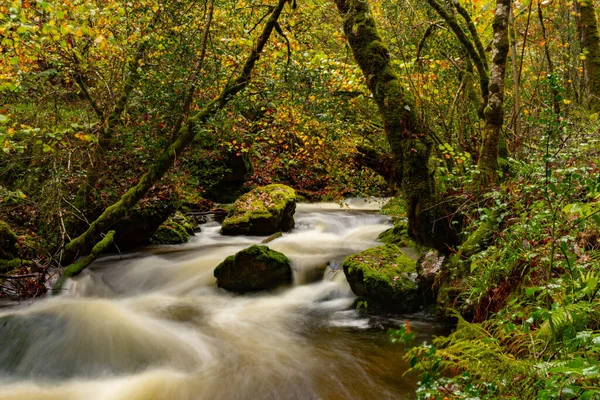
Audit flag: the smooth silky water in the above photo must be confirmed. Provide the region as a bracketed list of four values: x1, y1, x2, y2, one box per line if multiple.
[0, 200, 446, 400]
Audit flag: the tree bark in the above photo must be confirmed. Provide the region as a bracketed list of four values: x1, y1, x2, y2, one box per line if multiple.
[579, 0, 600, 112]
[60, 0, 289, 265]
[335, 0, 457, 251]
[509, 6, 520, 138]
[452, 0, 488, 69]
[425, 0, 489, 105]
[476, 0, 511, 189]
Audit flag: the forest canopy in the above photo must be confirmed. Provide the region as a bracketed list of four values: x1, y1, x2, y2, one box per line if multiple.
[2, 0, 600, 398]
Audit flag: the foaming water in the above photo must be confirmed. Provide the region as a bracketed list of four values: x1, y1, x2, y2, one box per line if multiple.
[0, 201, 444, 400]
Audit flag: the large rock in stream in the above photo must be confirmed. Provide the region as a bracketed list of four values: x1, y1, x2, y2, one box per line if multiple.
[214, 245, 292, 292]
[221, 184, 296, 236]
[343, 244, 425, 313]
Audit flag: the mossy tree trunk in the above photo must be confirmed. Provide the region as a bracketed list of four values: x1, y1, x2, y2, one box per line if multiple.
[334, 0, 457, 251]
[476, 0, 511, 189]
[61, 0, 289, 265]
[425, 0, 489, 106]
[579, 0, 600, 112]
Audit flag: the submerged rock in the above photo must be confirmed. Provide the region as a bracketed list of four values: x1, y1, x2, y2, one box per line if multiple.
[221, 184, 296, 236]
[214, 245, 292, 292]
[342, 244, 423, 313]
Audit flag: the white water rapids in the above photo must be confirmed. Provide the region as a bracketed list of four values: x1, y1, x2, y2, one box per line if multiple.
[0, 200, 443, 399]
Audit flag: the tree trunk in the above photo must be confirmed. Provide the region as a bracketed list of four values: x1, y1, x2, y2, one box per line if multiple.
[509, 6, 520, 138]
[425, 0, 489, 105]
[476, 0, 511, 189]
[60, 0, 289, 266]
[334, 0, 457, 251]
[579, 0, 600, 112]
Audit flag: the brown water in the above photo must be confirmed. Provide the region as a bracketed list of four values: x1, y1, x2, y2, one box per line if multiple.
[0, 201, 445, 400]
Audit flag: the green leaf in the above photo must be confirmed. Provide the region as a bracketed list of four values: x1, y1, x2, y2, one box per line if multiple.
[526, 287, 542, 297]
[587, 277, 598, 291]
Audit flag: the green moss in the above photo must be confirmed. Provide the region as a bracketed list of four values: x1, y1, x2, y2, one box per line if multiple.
[214, 245, 292, 292]
[221, 184, 296, 235]
[0, 258, 25, 274]
[459, 216, 498, 258]
[378, 221, 413, 247]
[53, 231, 115, 295]
[343, 244, 418, 301]
[151, 224, 188, 245]
[149, 212, 196, 245]
[241, 244, 289, 266]
[223, 184, 296, 226]
[171, 211, 196, 234]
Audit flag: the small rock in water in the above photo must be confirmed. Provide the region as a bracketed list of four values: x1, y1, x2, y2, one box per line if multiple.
[214, 245, 292, 293]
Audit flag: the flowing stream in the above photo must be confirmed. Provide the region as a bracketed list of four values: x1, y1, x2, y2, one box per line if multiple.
[0, 200, 445, 400]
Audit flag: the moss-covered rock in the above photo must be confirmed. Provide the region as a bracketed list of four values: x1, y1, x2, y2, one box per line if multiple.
[221, 184, 296, 236]
[342, 244, 423, 313]
[378, 221, 413, 247]
[171, 211, 197, 234]
[151, 225, 188, 245]
[150, 212, 195, 245]
[214, 245, 292, 292]
[0, 220, 18, 259]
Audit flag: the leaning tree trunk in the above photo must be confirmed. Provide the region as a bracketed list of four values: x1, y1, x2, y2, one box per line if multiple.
[476, 0, 511, 189]
[579, 0, 600, 112]
[334, 0, 457, 251]
[60, 0, 289, 266]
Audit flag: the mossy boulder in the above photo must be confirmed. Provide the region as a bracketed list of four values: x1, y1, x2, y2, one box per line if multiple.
[342, 244, 423, 313]
[151, 212, 196, 245]
[171, 211, 197, 234]
[214, 245, 292, 292]
[0, 220, 19, 259]
[151, 225, 188, 245]
[221, 184, 296, 236]
[378, 221, 413, 247]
